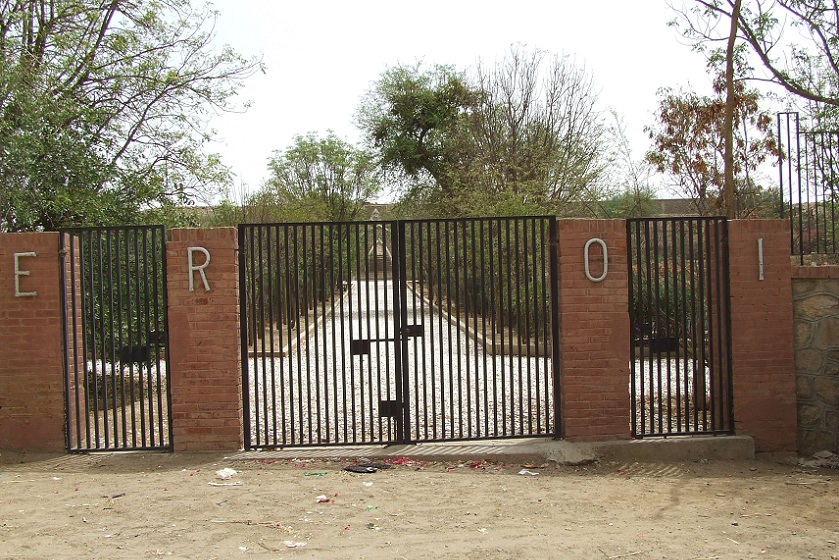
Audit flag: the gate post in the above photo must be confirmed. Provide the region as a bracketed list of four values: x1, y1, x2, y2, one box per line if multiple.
[558, 220, 632, 440]
[0, 233, 66, 452]
[167, 228, 243, 451]
[728, 220, 796, 453]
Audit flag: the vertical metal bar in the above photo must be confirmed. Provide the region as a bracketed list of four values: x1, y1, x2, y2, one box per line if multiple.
[451, 220, 463, 438]
[470, 220, 481, 437]
[512, 219, 523, 435]
[627, 220, 638, 437]
[280, 225, 291, 447]
[696, 220, 709, 431]
[312, 224, 324, 444]
[394, 220, 411, 443]
[548, 218, 561, 438]
[337, 224, 348, 444]
[353, 224, 364, 443]
[642, 219, 653, 436]
[59, 233, 73, 451]
[291, 226, 303, 444]
[427, 220, 438, 440]
[140, 229, 152, 447]
[479, 219, 490, 437]
[661, 220, 673, 433]
[238, 226, 251, 449]
[158, 226, 171, 449]
[519, 218, 540, 435]
[251, 226, 263, 446]
[267, 226, 279, 446]
[490, 219, 500, 436]
[721, 220, 735, 433]
[677, 220, 689, 433]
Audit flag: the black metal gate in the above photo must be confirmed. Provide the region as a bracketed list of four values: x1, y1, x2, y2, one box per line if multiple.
[60, 226, 171, 452]
[627, 217, 733, 437]
[239, 217, 559, 448]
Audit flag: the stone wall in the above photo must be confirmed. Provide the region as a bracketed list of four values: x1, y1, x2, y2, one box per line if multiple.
[792, 268, 839, 455]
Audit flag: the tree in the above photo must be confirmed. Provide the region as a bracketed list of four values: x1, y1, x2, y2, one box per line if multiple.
[0, 0, 260, 231]
[356, 63, 477, 200]
[458, 46, 610, 215]
[357, 47, 611, 217]
[262, 132, 380, 222]
[670, 1, 839, 107]
[645, 76, 777, 217]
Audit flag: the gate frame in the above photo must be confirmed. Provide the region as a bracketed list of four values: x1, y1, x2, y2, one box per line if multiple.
[59, 225, 173, 452]
[238, 216, 560, 449]
[626, 216, 734, 438]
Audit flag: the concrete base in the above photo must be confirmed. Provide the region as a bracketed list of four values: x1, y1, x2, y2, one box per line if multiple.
[233, 435, 756, 465]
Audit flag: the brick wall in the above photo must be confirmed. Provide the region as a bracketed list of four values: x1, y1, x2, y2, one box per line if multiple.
[728, 220, 797, 453]
[166, 228, 242, 451]
[558, 220, 631, 441]
[0, 233, 66, 451]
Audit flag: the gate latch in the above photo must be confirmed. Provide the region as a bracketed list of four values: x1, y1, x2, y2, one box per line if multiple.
[401, 324, 423, 338]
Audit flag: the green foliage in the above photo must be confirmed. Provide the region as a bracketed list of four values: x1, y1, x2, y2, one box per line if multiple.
[259, 132, 381, 223]
[596, 188, 661, 219]
[0, 0, 261, 231]
[357, 47, 610, 218]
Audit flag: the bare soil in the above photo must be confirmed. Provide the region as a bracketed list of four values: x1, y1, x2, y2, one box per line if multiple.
[0, 452, 836, 559]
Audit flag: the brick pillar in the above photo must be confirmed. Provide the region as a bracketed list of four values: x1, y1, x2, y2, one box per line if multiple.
[166, 228, 242, 451]
[728, 220, 796, 453]
[558, 220, 631, 441]
[0, 233, 66, 452]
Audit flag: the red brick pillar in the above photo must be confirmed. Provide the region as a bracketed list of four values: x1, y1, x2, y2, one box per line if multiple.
[558, 220, 631, 441]
[728, 220, 796, 452]
[0, 233, 66, 452]
[166, 228, 242, 451]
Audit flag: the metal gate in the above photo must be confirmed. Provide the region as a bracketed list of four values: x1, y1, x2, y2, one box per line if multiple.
[60, 226, 171, 452]
[627, 217, 733, 437]
[239, 217, 559, 448]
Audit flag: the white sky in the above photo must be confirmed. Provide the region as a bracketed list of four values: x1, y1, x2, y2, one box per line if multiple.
[207, 0, 713, 198]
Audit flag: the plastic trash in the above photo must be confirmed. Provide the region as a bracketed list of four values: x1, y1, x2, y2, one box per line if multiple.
[283, 541, 307, 548]
[215, 468, 237, 480]
[518, 469, 540, 476]
[316, 494, 330, 503]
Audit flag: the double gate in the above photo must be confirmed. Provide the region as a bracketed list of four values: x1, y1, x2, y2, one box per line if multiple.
[239, 217, 559, 448]
[60, 226, 171, 452]
[627, 217, 733, 438]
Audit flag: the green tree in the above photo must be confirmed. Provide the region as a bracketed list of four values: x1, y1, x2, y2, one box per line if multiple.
[262, 132, 380, 222]
[357, 47, 610, 217]
[0, 0, 260, 231]
[356, 63, 478, 203]
[645, 75, 777, 217]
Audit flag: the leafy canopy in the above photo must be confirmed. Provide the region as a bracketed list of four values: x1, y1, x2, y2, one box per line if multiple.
[0, 0, 261, 231]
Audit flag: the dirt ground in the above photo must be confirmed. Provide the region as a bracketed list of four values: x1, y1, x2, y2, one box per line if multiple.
[0, 451, 836, 560]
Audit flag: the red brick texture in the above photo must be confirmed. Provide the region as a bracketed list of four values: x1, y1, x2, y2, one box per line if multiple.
[0, 233, 66, 451]
[558, 220, 632, 441]
[728, 220, 796, 452]
[166, 228, 242, 451]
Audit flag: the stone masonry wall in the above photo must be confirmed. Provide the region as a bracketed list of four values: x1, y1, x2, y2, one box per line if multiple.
[792, 268, 839, 456]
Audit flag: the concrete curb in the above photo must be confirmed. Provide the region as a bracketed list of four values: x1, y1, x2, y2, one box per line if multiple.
[232, 435, 756, 465]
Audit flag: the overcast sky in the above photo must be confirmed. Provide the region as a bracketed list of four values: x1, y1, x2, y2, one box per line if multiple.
[207, 0, 713, 199]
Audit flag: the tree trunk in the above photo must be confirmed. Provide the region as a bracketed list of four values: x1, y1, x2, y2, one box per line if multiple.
[723, 0, 743, 219]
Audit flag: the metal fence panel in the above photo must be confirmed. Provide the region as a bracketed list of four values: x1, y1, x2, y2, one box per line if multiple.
[60, 226, 171, 452]
[779, 112, 839, 263]
[239, 217, 558, 449]
[627, 217, 733, 437]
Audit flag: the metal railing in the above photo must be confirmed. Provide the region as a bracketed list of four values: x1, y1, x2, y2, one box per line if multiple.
[60, 226, 171, 452]
[239, 217, 559, 449]
[779, 112, 839, 263]
[627, 217, 733, 437]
